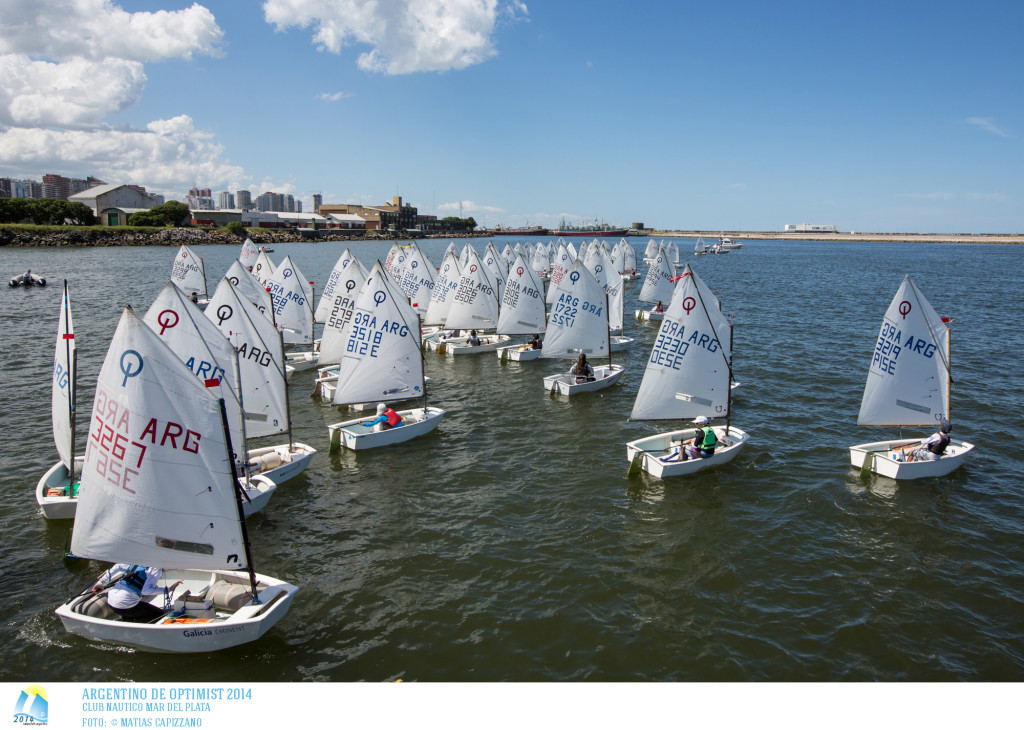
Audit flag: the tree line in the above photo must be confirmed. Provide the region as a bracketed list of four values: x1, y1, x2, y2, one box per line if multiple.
[0, 198, 191, 227]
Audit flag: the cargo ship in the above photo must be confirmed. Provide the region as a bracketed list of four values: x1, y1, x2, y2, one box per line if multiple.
[552, 219, 630, 237]
[491, 225, 550, 236]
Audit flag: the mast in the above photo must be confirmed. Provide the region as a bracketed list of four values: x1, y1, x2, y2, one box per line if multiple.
[63, 280, 76, 489]
[231, 345, 251, 485]
[605, 291, 612, 368]
[218, 399, 261, 603]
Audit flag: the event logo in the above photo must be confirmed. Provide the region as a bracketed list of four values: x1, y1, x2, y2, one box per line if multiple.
[119, 350, 144, 387]
[216, 305, 233, 326]
[12, 684, 48, 725]
[282, 267, 293, 279]
[156, 309, 179, 335]
[899, 301, 911, 319]
[373, 291, 387, 307]
[569, 271, 580, 284]
[682, 297, 696, 315]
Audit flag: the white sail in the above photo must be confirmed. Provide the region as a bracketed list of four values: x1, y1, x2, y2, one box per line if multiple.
[315, 249, 356, 323]
[383, 242, 405, 281]
[644, 239, 659, 258]
[238, 238, 260, 270]
[317, 256, 370, 366]
[332, 261, 424, 406]
[423, 251, 461, 327]
[205, 278, 288, 439]
[170, 245, 207, 298]
[622, 240, 637, 271]
[631, 266, 732, 421]
[497, 254, 547, 334]
[530, 242, 549, 273]
[857, 275, 951, 427]
[607, 276, 624, 332]
[445, 248, 499, 330]
[458, 243, 473, 269]
[542, 259, 609, 359]
[482, 243, 508, 300]
[639, 248, 674, 304]
[267, 255, 314, 345]
[666, 241, 680, 263]
[546, 243, 572, 305]
[251, 250, 275, 286]
[398, 243, 437, 313]
[144, 281, 245, 460]
[70, 307, 246, 571]
[225, 259, 271, 316]
[51, 281, 76, 471]
[501, 243, 514, 262]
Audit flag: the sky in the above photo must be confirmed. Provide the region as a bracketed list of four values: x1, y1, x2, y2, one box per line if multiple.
[0, 0, 1021, 233]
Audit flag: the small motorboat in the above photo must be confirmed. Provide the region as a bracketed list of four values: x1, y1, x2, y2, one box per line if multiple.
[9, 270, 46, 287]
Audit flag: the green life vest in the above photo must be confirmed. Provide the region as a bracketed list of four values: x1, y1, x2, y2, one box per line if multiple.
[699, 426, 717, 451]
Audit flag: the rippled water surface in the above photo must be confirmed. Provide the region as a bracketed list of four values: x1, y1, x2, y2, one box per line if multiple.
[1, 237, 1022, 682]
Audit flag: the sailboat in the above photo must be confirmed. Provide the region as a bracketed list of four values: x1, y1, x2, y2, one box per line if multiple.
[636, 247, 674, 322]
[626, 265, 749, 477]
[170, 245, 208, 305]
[541, 258, 624, 395]
[267, 255, 317, 374]
[238, 237, 261, 271]
[434, 248, 509, 355]
[327, 262, 444, 450]
[849, 275, 975, 479]
[36, 281, 82, 519]
[144, 282, 280, 516]
[495, 254, 547, 361]
[312, 252, 370, 400]
[205, 278, 317, 484]
[54, 307, 298, 653]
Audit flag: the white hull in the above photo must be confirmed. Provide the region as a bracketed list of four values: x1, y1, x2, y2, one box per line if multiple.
[620, 273, 639, 281]
[36, 457, 84, 520]
[443, 334, 511, 356]
[328, 406, 445, 450]
[313, 368, 429, 403]
[610, 335, 634, 352]
[849, 438, 974, 480]
[626, 426, 750, 478]
[285, 349, 319, 373]
[55, 569, 297, 653]
[543, 364, 624, 396]
[238, 474, 277, 517]
[243, 443, 316, 486]
[635, 309, 664, 322]
[497, 344, 543, 361]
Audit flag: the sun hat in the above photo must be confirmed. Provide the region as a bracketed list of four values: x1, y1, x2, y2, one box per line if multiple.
[693, 416, 709, 425]
[377, 403, 386, 414]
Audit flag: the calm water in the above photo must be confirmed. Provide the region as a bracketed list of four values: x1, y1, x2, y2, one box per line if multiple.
[1, 237, 1022, 682]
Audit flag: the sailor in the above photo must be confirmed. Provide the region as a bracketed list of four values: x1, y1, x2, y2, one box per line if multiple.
[362, 403, 403, 432]
[675, 416, 717, 460]
[91, 564, 181, 623]
[528, 333, 542, 350]
[467, 329, 481, 346]
[569, 353, 595, 383]
[910, 419, 952, 462]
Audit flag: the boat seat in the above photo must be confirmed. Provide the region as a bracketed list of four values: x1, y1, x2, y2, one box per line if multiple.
[207, 580, 253, 612]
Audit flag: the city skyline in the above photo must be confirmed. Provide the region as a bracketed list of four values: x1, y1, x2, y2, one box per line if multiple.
[0, 1, 1020, 233]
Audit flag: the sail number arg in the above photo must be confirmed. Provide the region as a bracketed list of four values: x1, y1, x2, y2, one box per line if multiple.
[268, 282, 305, 316]
[53, 358, 71, 394]
[347, 311, 410, 357]
[872, 320, 937, 376]
[550, 293, 601, 327]
[650, 321, 719, 370]
[86, 385, 203, 493]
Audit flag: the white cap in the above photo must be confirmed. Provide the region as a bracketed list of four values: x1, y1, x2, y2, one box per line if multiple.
[376, 403, 386, 414]
[693, 416, 709, 425]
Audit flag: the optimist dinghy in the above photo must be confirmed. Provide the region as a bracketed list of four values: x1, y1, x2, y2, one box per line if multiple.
[54, 308, 297, 653]
[848, 275, 974, 479]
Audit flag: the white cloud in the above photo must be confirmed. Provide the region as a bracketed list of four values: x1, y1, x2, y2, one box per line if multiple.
[0, 0, 224, 62]
[896, 192, 955, 200]
[263, 0, 527, 74]
[965, 117, 1008, 137]
[0, 55, 146, 128]
[0, 116, 246, 199]
[317, 91, 352, 102]
[438, 200, 505, 214]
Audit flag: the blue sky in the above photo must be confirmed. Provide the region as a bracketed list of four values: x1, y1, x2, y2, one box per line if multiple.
[0, 0, 1020, 232]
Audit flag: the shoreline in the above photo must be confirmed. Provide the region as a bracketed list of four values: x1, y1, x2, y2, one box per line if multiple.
[648, 230, 1024, 244]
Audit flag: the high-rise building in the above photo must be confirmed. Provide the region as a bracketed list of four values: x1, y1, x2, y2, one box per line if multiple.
[185, 187, 214, 210]
[312, 194, 322, 214]
[236, 189, 252, 211]
[218, 191, 235, 209]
